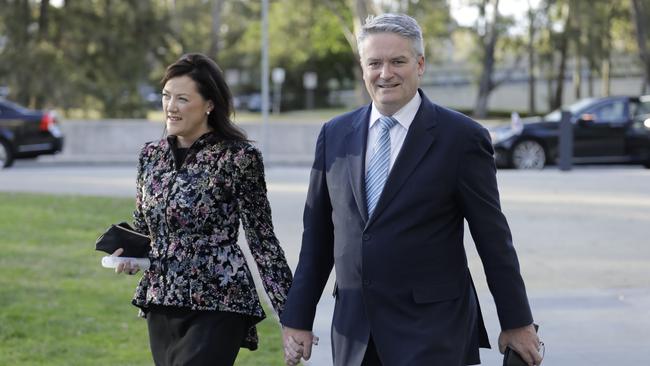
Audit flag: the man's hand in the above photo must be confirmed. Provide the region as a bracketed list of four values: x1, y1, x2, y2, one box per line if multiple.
[282, 326, 319, 366]
[498, 324, 543, 365]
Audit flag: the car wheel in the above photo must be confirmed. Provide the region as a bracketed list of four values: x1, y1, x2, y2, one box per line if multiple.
[511, 140, 545, 169]
[0, 139, 15, 168]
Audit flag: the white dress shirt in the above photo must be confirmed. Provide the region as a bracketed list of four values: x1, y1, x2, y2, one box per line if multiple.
[365, 92, 422, 175]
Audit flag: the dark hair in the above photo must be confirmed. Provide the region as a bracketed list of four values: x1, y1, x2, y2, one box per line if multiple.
[161, 53, 247, 141]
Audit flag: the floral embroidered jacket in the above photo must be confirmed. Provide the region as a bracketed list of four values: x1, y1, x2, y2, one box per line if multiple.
[131, 132, 292, 350]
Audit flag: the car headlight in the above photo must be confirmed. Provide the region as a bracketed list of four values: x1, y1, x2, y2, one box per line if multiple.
[489, 128, 518, 144]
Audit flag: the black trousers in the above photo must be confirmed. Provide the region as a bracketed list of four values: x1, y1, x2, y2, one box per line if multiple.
[146, 305, 249, 366]
[361, 336, 383, 366]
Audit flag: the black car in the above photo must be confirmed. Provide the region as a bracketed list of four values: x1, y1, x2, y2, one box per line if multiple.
[0, 99, 64, 168]
[490, 95, 650, 169]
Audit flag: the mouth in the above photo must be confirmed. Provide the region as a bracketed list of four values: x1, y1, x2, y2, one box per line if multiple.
[167, 115, 182, 122]
[377, 83, 400, 89]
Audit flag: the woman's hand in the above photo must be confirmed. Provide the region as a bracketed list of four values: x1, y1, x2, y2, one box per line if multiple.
[111, 248, 141, 275]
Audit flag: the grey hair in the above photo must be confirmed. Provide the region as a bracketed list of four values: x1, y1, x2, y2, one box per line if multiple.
[357, 13, 424, 58]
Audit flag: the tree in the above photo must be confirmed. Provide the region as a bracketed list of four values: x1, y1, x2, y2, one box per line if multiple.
[208, 0, 224, 60]
[552, 1, 572, 110]
[631, 0, 650, 93]
[321, 0, 451, 106]
[0, 0, 173, 117]
[526, 0, 540, 114]
[468, 0, 520, 118]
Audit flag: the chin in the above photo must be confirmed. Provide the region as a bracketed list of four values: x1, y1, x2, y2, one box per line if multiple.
[376, 95, 401, 106]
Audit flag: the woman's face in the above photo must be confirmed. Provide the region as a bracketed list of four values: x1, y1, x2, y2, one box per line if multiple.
[162, 75, 213, 147]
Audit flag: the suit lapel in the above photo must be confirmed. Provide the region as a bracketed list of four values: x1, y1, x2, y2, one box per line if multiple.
[366, 93, 438, 228]
[345, 106, 371, 223]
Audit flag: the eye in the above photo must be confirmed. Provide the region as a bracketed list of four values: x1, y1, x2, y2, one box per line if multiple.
[179, 97, 188, 102]
[161, 92, 169, 99]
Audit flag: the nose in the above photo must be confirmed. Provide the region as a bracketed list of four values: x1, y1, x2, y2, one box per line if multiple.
[165, 97, 178, 112]
[380, 63, 394, 79]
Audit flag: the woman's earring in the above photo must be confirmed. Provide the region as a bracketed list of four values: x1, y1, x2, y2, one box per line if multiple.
[206, 111, 210, 115]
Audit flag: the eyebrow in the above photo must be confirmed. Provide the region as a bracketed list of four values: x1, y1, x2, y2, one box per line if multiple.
[366, 55, 410, 62]
[162, 89, 190, 96]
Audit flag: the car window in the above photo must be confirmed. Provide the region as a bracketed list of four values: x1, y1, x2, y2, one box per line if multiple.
[544, 98, 597, 121]
[588, 100, 627, 123]
[632, 100, 650, 117]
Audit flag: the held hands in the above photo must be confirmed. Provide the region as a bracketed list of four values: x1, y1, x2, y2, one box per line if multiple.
[111, 248, 141, 275]
[282, 326, 319, 366]
[499, 324, 544, 366]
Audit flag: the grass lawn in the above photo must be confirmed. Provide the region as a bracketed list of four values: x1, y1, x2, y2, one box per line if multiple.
[0, 192, 285, 365]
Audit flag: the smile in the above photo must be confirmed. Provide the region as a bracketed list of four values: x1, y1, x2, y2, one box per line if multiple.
[377, 83, 399, 88]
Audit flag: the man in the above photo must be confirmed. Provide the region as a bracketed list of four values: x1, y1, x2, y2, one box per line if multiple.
[280, 13, 543, 366]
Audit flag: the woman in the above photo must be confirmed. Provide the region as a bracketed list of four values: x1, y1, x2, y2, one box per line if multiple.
[115, 53, 292, 366]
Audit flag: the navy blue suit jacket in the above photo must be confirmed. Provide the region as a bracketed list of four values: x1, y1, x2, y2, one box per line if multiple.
[280, 91, 533, 366]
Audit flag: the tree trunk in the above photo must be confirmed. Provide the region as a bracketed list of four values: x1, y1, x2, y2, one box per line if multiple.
[38, 0, 50, 40]
[352, 0, 376, 105]
[601, 57, 611, 96]
[631, 0, 650, 94]
[599, 3, 612, 97]
[572, 1, 582, 100]
[527, 1, 536, 114]
[587, 63, 593, 97]
[15, 0, 32, 106]
[547, 69, 554, 111]
[573, 55, 581, 99]
[553, 3, 572, 110]
[473, 0, 500, 119]
[208, 0, 223, 61]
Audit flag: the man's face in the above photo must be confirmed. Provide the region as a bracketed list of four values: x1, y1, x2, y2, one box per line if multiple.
[360, 32, 425, 116]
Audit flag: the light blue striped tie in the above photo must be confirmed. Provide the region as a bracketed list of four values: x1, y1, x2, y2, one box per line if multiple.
[366, 116, 398, 217]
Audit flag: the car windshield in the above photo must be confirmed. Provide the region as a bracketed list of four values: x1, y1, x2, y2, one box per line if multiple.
[0, 99, 30, 113]
[635, 96, 650, 116]
[544, 98, 597, 121]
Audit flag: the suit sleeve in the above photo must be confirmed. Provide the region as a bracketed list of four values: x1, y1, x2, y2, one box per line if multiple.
[280, 124, 335, 330]
[457, 127, 533, 330]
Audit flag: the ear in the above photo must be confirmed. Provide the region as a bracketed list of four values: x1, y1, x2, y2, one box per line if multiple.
[206, 100, 214, 114]
[417, 55, 425, 77]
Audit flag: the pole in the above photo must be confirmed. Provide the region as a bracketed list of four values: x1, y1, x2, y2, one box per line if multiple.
[558, 110, 573, 171]
[261, 0, 270, 159]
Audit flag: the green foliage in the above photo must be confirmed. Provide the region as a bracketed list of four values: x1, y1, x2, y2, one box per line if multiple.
[0, 1, 173, 117]
[0, 192, 283, 365]
[5, 0, 644, 117]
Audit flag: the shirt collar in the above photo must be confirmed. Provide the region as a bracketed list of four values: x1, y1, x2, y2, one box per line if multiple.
[369, 92, 422, 130]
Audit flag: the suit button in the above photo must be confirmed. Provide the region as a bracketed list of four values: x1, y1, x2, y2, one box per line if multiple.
[363, 279, 371, 287]
[362, 234, 371, 241]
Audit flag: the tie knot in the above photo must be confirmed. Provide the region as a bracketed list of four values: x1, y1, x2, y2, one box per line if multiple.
[377, 116, 397, 131]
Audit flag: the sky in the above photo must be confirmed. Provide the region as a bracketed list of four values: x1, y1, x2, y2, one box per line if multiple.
[450, 0, 542, 29]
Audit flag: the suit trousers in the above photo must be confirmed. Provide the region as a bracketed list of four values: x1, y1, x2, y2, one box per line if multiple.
[146, 305, 249, 366]
[361, 336, 383, 366]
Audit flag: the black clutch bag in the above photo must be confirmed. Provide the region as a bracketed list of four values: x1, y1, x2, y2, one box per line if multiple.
[95, 222, 151, 258]
[503, 324, 540, 366]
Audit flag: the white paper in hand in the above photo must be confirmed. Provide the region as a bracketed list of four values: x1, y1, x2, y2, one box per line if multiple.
[101, 256, 150, 270]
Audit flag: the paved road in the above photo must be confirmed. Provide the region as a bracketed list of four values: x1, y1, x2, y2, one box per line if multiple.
[2, 161, 650, 365]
